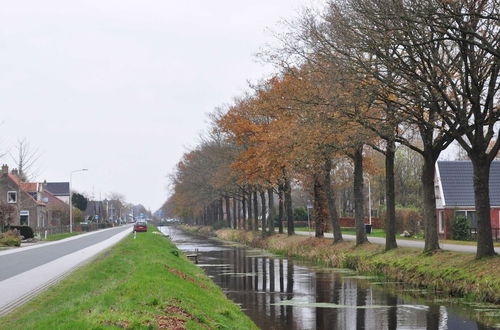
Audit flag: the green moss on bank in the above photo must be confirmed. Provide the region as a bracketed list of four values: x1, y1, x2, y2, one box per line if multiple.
[203, 227, 500, 304]
[0, 227, 257, 330]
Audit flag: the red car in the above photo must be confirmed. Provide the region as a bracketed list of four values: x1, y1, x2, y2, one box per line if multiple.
[133, 221, 148, 232]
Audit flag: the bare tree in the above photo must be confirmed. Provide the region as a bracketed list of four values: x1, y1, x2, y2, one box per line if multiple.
[9, 138, 41, 182]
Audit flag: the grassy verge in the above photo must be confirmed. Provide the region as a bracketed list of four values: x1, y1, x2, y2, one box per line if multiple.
[44, 232, 82, 241]
[0, 227, 257, 329]
[295, 226, 500, 246]
[182, 226, 500, 304]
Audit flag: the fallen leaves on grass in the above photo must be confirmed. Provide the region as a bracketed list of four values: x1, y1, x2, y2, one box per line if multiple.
[155, 303, 195, 329]
[165, 266, 207, 289]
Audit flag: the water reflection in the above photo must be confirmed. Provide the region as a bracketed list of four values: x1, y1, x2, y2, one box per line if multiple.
[162, 227, 497, 330]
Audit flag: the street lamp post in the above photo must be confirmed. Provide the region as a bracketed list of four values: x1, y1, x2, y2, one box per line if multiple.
[69, 168, 88, 233]
[364, 175, 372, 225]
[306, 200, 313, 237]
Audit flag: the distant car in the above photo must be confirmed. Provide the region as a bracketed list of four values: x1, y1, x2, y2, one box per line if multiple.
[134, 221, 148, 232]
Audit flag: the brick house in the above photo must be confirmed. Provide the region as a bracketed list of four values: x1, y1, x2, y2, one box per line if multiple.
[0, 165, 48, 228]
[435, 160, 500, 239]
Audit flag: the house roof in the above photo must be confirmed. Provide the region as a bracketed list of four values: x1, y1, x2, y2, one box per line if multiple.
[43, 189, 69, 208]
[19, 182, 39, 193]
[4, 173, 46, 206]
[437, 160, 500, 207]
[44, 182, 70, 196]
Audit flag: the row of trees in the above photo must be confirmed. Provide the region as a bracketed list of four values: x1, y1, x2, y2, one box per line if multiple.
[165, 0, 499, 258]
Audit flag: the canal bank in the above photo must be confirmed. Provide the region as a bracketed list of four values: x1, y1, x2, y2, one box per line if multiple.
[0, 227, 257, 329]
[169, 226, 500, 329]
[181, 226, 500, 305]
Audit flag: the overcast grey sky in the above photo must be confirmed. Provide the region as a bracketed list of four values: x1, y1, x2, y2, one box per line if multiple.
[0, 1, 318, 210]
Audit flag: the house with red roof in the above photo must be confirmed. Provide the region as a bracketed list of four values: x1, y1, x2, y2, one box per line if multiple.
[0, 164, 48, 228]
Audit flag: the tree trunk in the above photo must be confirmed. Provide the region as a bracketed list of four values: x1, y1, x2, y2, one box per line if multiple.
[353, 145, 368, 245]
[422, 152, 440, 253]
[313, 173, 328, 238]
[232, 197, 237, 229]
[471, 156, 496, 258]
[385, 139, 398, 250]
[260, 190, 267, 234]
[225, 196, 231, 228]
[220, 198, 224, 223]
[253, 191, 259, 231]
[242, 195, 247, 230]
[284, 176, 295, 235]
[268, 188, 275, 234]
[236, 198, 241, 229]
[278, 185, 284, 234]
[247, 191, 253, 231]
[324, 158, 343, 243]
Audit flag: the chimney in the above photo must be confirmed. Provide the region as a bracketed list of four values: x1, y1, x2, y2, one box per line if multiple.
[11, 168, 19, 176]
[1, 164, 8, 175]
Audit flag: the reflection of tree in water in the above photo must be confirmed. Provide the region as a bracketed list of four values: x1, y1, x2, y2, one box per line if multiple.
[262, 257, 267, 292]
[356, 285, 367, 330]
[426, 304, 440, 330]
[315, 273, 329, 329]
[286, 260, 294, 328]
[279, 259, 285, 324]
[279, 259, 284, 292]
[253, 257, 258, 290]
[269, 259, 276, 320]
[386, 294, 398, 330]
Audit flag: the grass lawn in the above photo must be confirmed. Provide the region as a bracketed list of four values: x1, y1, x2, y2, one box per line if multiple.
[0, 227, 257, 329]
[44, 232, 82, 241]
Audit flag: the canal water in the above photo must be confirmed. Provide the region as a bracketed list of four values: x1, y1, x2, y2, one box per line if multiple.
[160, 227, 499, 330]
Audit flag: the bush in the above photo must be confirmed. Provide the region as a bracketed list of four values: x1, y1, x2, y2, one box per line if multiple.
[382, 207, 422, 235]
[0, 230, 22, 246]
[212, 220, 226, 230]
[7, 226, 34, 239]
[293, 207, 308, 221]
[452, 215, 471, 241]
[0, 236, 21, 246]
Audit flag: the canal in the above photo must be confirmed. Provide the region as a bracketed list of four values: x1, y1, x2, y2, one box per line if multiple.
[160, 227, 498, 330]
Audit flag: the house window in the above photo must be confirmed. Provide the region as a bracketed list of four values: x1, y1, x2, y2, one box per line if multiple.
[439, 211, 445, 233]
[7, 191, 17, 203]
[456, 210, 477, 228]
[20, 210, 29, 226]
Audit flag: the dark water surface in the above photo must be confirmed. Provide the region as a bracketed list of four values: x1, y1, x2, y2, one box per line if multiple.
[160, 227, 499, 330]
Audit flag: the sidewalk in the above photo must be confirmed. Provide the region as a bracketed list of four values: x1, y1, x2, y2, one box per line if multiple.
[295, 230, 500, 254]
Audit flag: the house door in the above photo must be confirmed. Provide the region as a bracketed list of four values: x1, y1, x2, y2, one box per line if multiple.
[20, 211, 29, 226]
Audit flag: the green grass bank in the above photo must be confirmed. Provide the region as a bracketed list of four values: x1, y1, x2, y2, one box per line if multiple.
[44, 232, 82, 241]
[0, 227, 257, 330]
[183, 226, 500, 304]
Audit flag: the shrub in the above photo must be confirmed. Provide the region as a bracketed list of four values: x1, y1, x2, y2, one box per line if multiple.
[382, 207, 422, 235]
[7, 226, 34, 239]
[0, 230, 22, 246]
[0, 236, 21, 246]
[212, 220, 226, 230]
[293, 207, 308, 221]
[452, 215, 471, 241]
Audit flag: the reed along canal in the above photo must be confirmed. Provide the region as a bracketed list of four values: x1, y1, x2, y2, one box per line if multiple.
[160, 227, 499, 330]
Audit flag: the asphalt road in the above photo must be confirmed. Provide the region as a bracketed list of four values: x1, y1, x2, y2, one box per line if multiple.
[0, 225, 131, 281]
[0, 225, 132, 316]
[295, 230, 500, 254]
